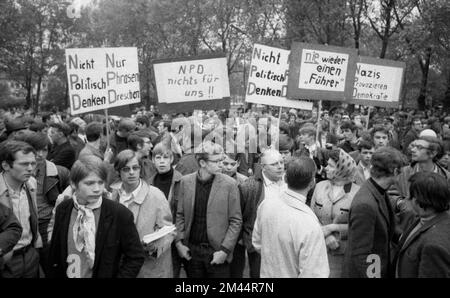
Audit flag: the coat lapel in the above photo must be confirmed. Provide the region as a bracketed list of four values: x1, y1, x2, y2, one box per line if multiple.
[399, 213, 449, 254]
[207, 175, 220, 210]
[185, 174, 197, 234]
[93, 198, 114, 272]
[368, 180, 391, 228]
[59, 199, 74, 265]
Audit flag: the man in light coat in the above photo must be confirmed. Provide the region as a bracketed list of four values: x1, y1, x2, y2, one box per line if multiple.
[252, 157, 329, 278]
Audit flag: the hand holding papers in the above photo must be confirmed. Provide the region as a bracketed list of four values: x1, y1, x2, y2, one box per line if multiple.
[142, 225, 176, 258]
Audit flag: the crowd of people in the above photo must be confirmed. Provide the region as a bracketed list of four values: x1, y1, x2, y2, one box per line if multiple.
[0, 103, 449, 278]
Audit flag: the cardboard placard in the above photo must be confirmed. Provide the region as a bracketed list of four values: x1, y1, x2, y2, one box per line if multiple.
[287, 42, 357, 101]
[65, 47, 141, 115]
[350, 56, 405, 108]
[153, 54, 230, 113]
[245, 43, 313, 110]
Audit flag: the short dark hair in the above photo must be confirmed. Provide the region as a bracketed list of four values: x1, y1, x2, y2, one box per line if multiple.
[340, 121, 356, 132]
[358, 140, 375, 151]
[409, 172, 450, 212]
[370, 147, 405, 178]
[127, 133, 144, 152]
[29, 121, 47, 133]
[114, 149, 137, 172]
[372, 126, 389, 138]
[50, 122, 71, 137]
[13, 131, 48, 151]
[0, 140, 36, 170]
[85, 122, 103, 142]
[71, 156, 108, 186]
[136, 116, 150, 128]
[418, 136, 444, 161]
[158, 120, 171, 131]
[285, 157, 316, 190]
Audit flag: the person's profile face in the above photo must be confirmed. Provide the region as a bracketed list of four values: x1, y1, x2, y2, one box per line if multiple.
[262, 152, 284, 180]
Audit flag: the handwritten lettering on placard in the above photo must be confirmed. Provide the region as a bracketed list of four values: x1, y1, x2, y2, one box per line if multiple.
[66, 47, 141, 115]
[298, 49, 349, 91]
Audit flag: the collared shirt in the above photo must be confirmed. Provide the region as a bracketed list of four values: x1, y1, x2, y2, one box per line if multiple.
[359, 161, 372, 180]
[2, 175, 33, 250]
[262, 171, 286, 201]
[119, 180, 142, 208]
[253, 188, 329, 278]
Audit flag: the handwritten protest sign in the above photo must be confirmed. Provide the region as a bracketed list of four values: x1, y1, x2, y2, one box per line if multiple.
[246, 43, 313, 110]
[287, 42, 357, 101]
[350, 56, 405, 108]
[65, 47, 141, 115]
[153, 54, 230, 113]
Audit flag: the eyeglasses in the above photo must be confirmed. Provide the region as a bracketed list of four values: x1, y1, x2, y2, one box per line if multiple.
[121, 165, 141, 173]
[15, 161, 37, 168]
[222, 161, 237, 167]
[410, 143, 429, 150]
[207, 158, 223, 164]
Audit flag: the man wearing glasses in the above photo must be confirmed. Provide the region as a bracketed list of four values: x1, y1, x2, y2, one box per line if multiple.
[239, 149, 286, 278]
[395, 136, 450, 231]
[175, 141, 242, 278]
[0, 140, 42, 278]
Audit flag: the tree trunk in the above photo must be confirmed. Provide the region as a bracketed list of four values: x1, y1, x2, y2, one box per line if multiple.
[444, 68, 450, 112]
[417, 47, 432, 110]
[35, 75, 42, 114]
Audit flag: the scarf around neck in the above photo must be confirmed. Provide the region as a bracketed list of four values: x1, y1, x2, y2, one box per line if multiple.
[72, 194, 102, 269]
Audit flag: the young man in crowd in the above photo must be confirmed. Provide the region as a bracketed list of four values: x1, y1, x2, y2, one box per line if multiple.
[384, 117, 401, 150]
[354, 140, 375, 186]
[339, 121, 359, 153]
[394, 172, 450, 278]
[48, 156, 145, 278]
[109, 118, 136, 162]
[395, 136, 449, 232]
[239, 149, 286, 278]
[127, 130, 157, 182]
[47, 122, 76, 170]
[343, 147, 405, 278]
[402, 117, 422, 154]
[135, 115, 158, 143]
[148, 143, 183, 277]
[12, 132, 70, 275]
[78, 122, 113, 163]
[252, 157, 329, 277]
[372, 126, 390, 150]
[221, 152, 248, 278]
[175, 141, 242, 278]
[0, 140, 42, 278]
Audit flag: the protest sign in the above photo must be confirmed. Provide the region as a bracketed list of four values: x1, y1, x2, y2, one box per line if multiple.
[246, 43, 313, 111]
[153, 54, 230, 114]
[65, 47, 141, 115]
[287, 42, 357, 101]
[350, 56, 405, 108]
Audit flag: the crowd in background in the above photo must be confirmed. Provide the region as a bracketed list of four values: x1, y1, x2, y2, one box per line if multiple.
[0, 102, 449, 278]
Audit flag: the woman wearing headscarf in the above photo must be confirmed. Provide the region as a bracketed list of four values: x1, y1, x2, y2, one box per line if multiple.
[110, 150, 175, 278]
[310, 148, 359, 278]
